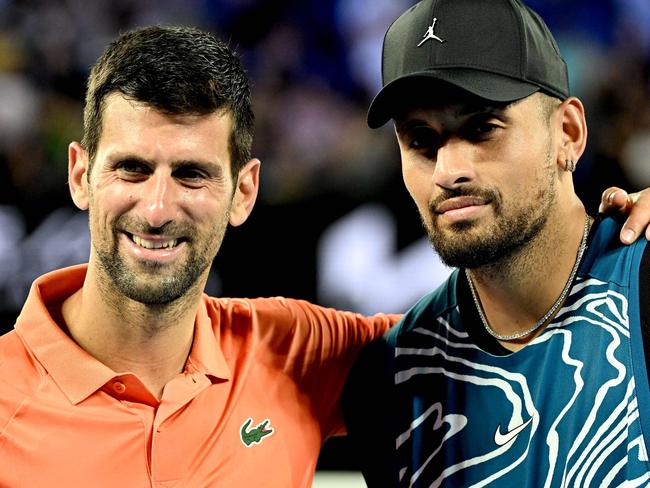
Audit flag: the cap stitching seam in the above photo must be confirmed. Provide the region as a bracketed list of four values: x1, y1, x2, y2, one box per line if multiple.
[509, 0, 527, 78]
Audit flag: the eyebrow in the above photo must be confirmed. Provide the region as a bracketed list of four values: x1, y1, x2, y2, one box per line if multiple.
[107, 153, 223, 171]
[456, 100, 513, 117]
[395, 119, 427, 134]
[395, 101, 515, 133]
[170, 159, 225, 178]
[108, 154, 225, 176]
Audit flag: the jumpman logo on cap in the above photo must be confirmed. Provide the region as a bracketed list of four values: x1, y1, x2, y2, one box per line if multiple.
[417, 17, 445, 46]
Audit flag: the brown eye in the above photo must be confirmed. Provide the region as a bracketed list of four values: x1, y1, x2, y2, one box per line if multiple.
[174, 167, 206, 181]
[115, 159, 150, 179]
[406, 127, 440, 159]
[474, 123, 497, 134]
[409, 127, 438, 149]
[119, 161, 147, 173]
[463, 115, 502, 141]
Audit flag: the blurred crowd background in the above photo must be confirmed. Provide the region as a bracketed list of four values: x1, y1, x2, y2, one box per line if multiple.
[1, 0, 650, 476]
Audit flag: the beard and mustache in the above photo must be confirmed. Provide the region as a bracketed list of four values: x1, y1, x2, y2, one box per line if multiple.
[93, 213, 228, 306]
[423, 180, 555, 269]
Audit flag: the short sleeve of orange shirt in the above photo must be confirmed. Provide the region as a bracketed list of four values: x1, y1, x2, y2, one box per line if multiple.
[0, 264, 398, 488]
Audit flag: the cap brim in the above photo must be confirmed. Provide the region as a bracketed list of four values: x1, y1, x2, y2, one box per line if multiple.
[367, 70, 540, 128]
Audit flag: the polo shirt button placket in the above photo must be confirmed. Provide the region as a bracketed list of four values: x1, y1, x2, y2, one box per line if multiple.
[112, 381, 126, 395]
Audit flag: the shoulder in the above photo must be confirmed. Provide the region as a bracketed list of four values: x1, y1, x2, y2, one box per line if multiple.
[0, 330, 40, 381]
[581, 216, 647, 284]
[203, 295, 396, 345]
[204, 294, 388, 324]
[343, 272, 459, 437]
[342, 316, 401, 486]
[388, 270, 459, 340]
[0, 331, 44, 430]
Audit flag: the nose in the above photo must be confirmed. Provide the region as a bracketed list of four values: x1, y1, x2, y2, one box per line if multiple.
[432, 140, 477, 189]
[139, 170, 178, 228]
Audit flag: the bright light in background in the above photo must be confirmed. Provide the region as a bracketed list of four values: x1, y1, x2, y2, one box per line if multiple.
[318, 204, 452, 314]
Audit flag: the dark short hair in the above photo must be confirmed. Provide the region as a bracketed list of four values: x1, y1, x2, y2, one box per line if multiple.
[82, 25, 254, 177]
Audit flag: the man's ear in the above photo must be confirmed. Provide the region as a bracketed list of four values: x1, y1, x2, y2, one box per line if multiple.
[229, 158, 261, 227]
[68, 142, 90, 210]
[556, 97, 588, 169]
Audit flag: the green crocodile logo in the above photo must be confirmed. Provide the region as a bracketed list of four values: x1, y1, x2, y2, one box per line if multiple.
[240, 418, 274, 447]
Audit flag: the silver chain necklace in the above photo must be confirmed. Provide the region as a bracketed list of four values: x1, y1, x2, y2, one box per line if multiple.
[465, 214, 591, 342]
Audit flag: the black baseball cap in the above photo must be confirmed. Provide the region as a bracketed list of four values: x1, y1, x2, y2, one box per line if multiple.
[367, 0, 570, 128]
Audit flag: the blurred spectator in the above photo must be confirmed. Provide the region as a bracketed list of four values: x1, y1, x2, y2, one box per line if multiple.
[0, 0, 649, 317]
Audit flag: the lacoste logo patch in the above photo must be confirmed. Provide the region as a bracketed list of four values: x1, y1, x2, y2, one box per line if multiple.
[493, 415, 534, 446]
[240, 418, 274, 447]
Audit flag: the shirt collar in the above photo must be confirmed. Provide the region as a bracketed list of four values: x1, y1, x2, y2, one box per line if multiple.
[185, 294, 231, 382]
[15, 264, 231, 405]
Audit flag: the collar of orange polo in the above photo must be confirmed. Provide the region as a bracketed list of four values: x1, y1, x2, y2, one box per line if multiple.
[14, 264, 230, 405]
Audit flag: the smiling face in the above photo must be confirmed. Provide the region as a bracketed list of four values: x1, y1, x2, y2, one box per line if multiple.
[69, 93, 259, 305]
[396, 90, 560, 269]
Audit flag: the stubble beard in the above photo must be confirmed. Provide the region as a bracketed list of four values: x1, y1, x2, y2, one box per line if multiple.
[93, 213, 229, 306]
[423, 160, 556, 270]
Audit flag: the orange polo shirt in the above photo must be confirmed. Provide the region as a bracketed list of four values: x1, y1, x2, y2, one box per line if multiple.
[0, 265, 395, 487]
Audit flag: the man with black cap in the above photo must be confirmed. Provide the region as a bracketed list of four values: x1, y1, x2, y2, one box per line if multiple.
[343, 0, 650, 486]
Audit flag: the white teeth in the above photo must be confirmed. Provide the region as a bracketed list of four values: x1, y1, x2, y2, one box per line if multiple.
[132, 235, 178, 250]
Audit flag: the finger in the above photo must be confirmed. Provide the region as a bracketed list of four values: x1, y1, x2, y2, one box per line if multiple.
[598, 187, 629, 214]
[620, 191, 646, 245]
[621, 219, 639, 244]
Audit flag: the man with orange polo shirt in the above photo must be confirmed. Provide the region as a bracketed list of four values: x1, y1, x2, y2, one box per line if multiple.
[0, 24, 648, 488]
[0, 26, 396, 487]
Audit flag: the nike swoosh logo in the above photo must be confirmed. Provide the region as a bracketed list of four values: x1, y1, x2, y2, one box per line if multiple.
[494, 415, 534, 446]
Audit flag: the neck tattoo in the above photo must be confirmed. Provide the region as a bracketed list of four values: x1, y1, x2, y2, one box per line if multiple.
[465, 214, 591, 342]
